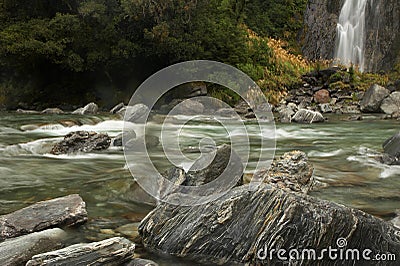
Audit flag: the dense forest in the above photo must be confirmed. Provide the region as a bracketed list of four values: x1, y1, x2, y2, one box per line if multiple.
[0, 0, 309, 109]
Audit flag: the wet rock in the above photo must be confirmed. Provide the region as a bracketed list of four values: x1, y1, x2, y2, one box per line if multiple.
[20, 124, 40, 131]
[72, 102, 98, 115]
[360, 84, 390, 112]
[0, 194, 87, 240]
[253, 150, 314, 194]
[380, 131, 400, 165]
[174, 99, 204, 115]
[125, 258, 159, 266]
[380, 91, 400, 115]
[26, 237, 135, 266]
[139, 183, 400, 265]
[110, 102, 125, 114]
[50, 131, 111, 155]
[392, 211, 400, 228]
[314, 89, 331, 104]
[0, 228, 67, 266]
[16, 109, 39, 114]
[41, 108, 64, 114]
[124, 104, 150, 123]
[125, 135, 159, 150]
[115, 223, 140, 241]
[112, 131, 136, 147]
[292, 109, 325, 123]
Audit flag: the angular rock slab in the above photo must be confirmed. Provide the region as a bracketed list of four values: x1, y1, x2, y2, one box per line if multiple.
[0, 194, 87, 240]
[26, 237, 135, 266]
[0, 228, 67, 266]
[381, 91, 400, 115]
[360, 84, 390, 112]
[139, 184, 400, 265]
[292, 109, 324, 123]
[72, 102, 98, 115]
[50, 131, 111, 155]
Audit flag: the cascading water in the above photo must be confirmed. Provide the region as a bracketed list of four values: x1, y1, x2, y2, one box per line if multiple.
[335, 0, 368, 72]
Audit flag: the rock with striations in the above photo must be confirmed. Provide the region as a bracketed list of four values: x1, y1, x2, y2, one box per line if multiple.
[360, 84, 390, 113]
[0, 228, 67, 266]
[292, 109, 325, 123]
[50, 131, 111, 155]
[0, 194, 87, 240]
[380, 131, 400, 165]
[26, 237, 135, 266]
[380, 91, 400, 115]
[72, 102, 99, 115]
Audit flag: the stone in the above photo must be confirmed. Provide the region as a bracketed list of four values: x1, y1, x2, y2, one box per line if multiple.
[215, 108, 236, 117]
[380, 131, 400, 165]
[0, 194, 87, 240]
[253, 150, 314, 194]
[277, 104, 296, 123]
[16, 109, 39, 114]
[319, 103, 333, 113]
[41, 108, 64, 114]
[313, 89, 331, 104]
[124, 104, 150, 123]
[125, 135, 159, 150]
[72, 102, 98, 115]
[380, 91, 400, 115]
[0, 228, 67, 266]
[50, 131, 111, 155]
[110, 102, 125, 114]
[360, 84, 390, 112]
[125, 258, 159, 266]
[173, 99, 204, 115]
[139, 183, 400, 265]
[292, 109, 325, 123]
[26, 237, 135, 266]
[392, 211, 400, 229]
[112, 131, 136, 147]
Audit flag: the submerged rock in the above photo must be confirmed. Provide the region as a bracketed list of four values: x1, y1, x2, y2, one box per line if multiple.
[360, 84, 390, 113]
[72, 102, 99, 115]
[0, 228, 67, 266]
[139, 183, 400, 265]
[26, 237, 135, 266]
[50, 131, 111, 155]
[0, 194, 87, 240]
[292, 109, 325, 123]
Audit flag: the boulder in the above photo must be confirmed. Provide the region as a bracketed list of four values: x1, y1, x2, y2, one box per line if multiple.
[292, 109, 325, 123]
[253, 150, 314, 194]
[26, 237, 135, 266]
[0, 194, 87, 240]
[112, 131, 136, 147]
[380, 132, 400, 165]
[0, 228, 67, 266]
[41, 108, 64, 114]
[124, 104, 150, 123]
[174, 99, 204, 115]
[360, 84, 390, 112]
[215, 108, 237, 117]
[313, 89, 331, 104]
[125, 258, 159, 266]
[380, 91, 400, 115]
[125, 135, 159, 150]
[50, 131, 111, 155]
[319, 103, 333, 113]
[72, 102, 98, 115]
[277, 105, 295, 123]
[139, 183, 400, 265]
[110, 102, 125, 114]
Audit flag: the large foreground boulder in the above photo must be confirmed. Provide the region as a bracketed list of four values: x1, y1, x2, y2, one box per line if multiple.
[26, 237, 135, 266]
[50, 131, 111, 155]
[292, 109, 325, 123]
[360, 84, 390, 112]
[139, 184, 400, 265]
[0, 228, 67, 266]
[0, 194, 87, 240]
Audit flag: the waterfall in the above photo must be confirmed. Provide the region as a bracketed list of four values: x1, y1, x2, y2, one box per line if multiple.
[334, 0, 368, 72]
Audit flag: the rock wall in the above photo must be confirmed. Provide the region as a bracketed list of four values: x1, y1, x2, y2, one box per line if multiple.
[302, 0, 400, 72]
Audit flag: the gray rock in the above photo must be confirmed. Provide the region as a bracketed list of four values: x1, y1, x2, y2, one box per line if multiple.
[0, 228, 67, 266]
[392, 211, 400, 229]
[125, 258, 159, 266]
[139, 183, 400, 265]
[112, 131, 136, 147]
[253, 150, 314, 194]
[0, 194, 87, 240]
[277, 105, 295, 123]
[72, 102, 98, 115]
[50, 131, 111, 155]
[319, 103, 333, 113]
[26, 237, 135, 266]
[125, 135, 159, 150]
[380, 131, 400, 165]
[292, 109, 325, 123]
[41, 108, 64, 114]
[174, 99, 204, 115]
[215, 108, 236, 117]
[110, 102, 125, 114]
[360, 84, 390, 112]
[124, 104, 150, 123]
[16, 109, 39, 114]
[380, 91, 400, 115]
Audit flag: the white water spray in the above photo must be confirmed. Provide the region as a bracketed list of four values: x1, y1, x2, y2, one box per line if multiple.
[335, 0, 368, 72]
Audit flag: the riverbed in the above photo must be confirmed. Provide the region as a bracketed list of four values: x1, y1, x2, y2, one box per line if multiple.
[0, 111, 398, 265]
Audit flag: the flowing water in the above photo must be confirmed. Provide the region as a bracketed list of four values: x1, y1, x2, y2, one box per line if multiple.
[0, 111, 399, 265]
[335, 0, 368, 71]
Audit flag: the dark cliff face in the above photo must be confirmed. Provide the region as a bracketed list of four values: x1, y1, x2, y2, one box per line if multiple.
[302, 0, 400, 72]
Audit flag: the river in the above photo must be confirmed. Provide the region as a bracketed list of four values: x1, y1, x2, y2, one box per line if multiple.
[0, 111, 399, 265]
